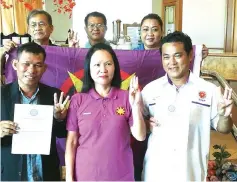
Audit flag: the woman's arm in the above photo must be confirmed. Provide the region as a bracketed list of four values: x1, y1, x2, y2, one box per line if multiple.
[65, 131, 79, 182]
[130, 104, 146, 141]
[129, 76, 146, 141]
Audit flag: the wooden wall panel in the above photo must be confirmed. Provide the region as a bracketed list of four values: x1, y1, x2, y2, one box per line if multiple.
[225, 0, 235, 52]
[162, 0, 183, 32]
[233, 0, 237, 52]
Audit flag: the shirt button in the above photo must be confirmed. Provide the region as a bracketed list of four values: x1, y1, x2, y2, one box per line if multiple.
[18, 172, 21, 176]
[103, 105, 106, 108]
[103, 114, 106, 117]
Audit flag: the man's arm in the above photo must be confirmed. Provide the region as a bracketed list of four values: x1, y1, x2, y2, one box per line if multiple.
[53, 91, 70, 138]
[216, 87, 233, 134]
[0, 40, 17, 85]
[217, 115, 233, 134]
[0, 49, 6, 85]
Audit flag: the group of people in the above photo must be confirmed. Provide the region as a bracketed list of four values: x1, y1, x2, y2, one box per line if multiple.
[2, 9, 209, 54]
[0, 9, 234, 182]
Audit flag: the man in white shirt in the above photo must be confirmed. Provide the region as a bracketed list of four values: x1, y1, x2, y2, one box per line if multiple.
[142, 31, 233, 181]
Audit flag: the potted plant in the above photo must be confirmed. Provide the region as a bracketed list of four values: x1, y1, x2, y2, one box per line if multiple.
[207, 145, 237, 181]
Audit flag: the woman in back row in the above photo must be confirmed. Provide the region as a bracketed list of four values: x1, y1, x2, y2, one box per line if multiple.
[134, 13, 208, 60]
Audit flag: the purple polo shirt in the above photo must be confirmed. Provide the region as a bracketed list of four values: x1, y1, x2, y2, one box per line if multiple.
[67, 87, 134, 181]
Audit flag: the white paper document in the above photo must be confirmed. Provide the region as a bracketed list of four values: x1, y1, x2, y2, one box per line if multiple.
[12, 104, 54, 155]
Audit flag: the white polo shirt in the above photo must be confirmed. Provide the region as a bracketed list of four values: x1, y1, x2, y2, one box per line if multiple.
[142, 72, 219, 181]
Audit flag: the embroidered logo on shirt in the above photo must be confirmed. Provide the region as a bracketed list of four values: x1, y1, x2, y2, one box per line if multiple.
[198, 91, 206, 101]
[116, 107, 125, 115]
[82, 112, 91, 115]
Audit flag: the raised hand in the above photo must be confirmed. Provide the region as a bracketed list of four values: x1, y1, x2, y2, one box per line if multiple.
[217, 86, 233, 117]
[202, 44, 209, 59]
[3, 40, 17, 53]
[54, 92, 70, 120]
[68, 29, 79, 48]
[129, 75, 142, 106]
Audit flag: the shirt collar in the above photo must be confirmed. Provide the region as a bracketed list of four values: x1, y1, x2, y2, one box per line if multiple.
[164, 70, 195, 86]
[138, 43, 145, 50]
[32, 39, 57, 46]
[19, 87, 40, 100]
[85, 39, 110, 48]
[88, 87, 118, 100]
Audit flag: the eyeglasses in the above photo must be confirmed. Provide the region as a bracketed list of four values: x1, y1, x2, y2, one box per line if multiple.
[87, 23, 106, 30]
[29, 21, 48, 29]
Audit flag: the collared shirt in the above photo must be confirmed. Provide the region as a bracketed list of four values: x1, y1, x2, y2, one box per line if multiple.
[20, 88, 43, 181]
[32, 39, 57, 46]
[66, 87, 134, 181]
[142, 72, 219, 181]
[133, 43, 145, 50]
[84, 40, 110, 48]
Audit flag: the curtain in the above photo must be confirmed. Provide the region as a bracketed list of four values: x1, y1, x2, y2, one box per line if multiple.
[0, 0, 43, 36]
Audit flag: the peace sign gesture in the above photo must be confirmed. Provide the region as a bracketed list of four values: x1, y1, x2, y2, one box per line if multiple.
[217, 86, 233, 117]
[54, 92, 70, 120]
[129, 76, 142, 106]
[68, 29, 79, 48]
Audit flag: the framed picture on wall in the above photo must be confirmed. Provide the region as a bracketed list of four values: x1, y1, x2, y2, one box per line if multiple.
[123, 23, 140, 38]
[123, 23, 141, 49]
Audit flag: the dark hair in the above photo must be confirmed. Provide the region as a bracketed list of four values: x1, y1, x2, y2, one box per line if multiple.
[84, 11, 107, 26]
[27, 9, 53, 25]
[160, 31, 193, 55]
[17, 42, 46, 61]
[82, 43, 121, 93]
[141, 13, 163, 30]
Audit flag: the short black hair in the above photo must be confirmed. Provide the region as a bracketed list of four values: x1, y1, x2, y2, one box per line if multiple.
[84, 11, 107, 26]
[17, 42, 46, 61]
[141, 13, 163, 30]
[160, 31, 193, 55]
[82, 43, 121, 93]
[27, 9, 53, 25]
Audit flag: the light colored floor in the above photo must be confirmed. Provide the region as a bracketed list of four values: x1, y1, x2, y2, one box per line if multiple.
[210, 131, 237, 163]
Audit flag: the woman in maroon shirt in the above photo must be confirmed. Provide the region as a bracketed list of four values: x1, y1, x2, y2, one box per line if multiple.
[65, 43, 146, 181]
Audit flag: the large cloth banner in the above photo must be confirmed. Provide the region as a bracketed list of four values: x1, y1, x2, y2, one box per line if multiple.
[4, 45, 202, 165]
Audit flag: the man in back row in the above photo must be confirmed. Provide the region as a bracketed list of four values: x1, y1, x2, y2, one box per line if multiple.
[84, 11, 110, 48]
[3, 9, 79, 52]
[1, 9, 78, 84]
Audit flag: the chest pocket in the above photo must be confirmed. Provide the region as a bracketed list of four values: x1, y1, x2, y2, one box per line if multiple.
[77, 110, 101, 135]
[147, 102, 156, 118]
[189, 101, 211, 126]
[146, 95, 161, 118]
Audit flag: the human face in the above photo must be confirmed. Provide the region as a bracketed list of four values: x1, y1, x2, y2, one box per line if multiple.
[85, 16, 107, 42]
[12, 51, 47, 89]
[141, 19, 162, 49]
[90, 50, 115, 88]
[162, 42, 192, 82]
[28, 14, 53, 43]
